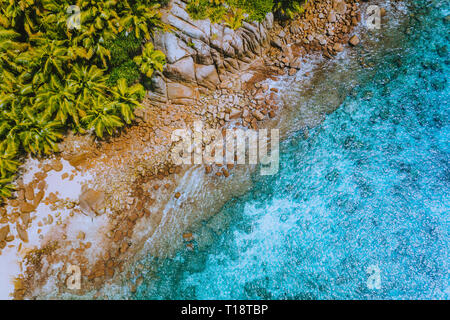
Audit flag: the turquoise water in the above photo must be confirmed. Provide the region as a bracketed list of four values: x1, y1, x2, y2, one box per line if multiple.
[133, 1, 449, 300]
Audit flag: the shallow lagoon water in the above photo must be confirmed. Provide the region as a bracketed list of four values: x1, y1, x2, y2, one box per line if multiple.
[131, 1, 449, 300]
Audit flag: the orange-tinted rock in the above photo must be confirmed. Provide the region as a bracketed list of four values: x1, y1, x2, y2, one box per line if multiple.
[67, 153, 89, 167]
[52, 160, 63, 172]
[24, 186, 34, 201]
[106, 268, 115, 278]
[128, 213, 138, 222]
[183, 232, 193, 241]
[37, 181, 47, 191]
[77, 231, 86, 240]
[253, 110, 265, 121]
[9, 199, 19, 208]
[349, 35, 360, 46]
[79, 189, 105, 215]
[0, 225, 10, 242]
[47, 192, 58, 204]
[20, 202, 35, 213]
[120, 242, 129, 254]
[16, 224, 29, 243]
[333, 43, 344, 52]
[269, 110, 276, 118]
[34, 172, 47, 181]
[34, 190, 45, 207]
[113, 231, 122, 242]
[20, 213, 30, 225]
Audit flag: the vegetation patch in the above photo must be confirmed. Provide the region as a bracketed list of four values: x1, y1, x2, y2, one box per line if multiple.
[186, 0, 309, 29]
[0, 0, 169, 202]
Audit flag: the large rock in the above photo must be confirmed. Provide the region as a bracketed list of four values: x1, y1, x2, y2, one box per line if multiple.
[333, 0, 347, 15]
[79, 188, 105, 215]
[190, 39, 214, 65]
[166, 15, 208, 42]
[328, 12, 337, 23]
[147, 73, 168, 103]
[0, 225, 10, 242]
[16, 224, 28, 243]
[160, 32, 191, 64]
[195, 64, 220, 90]
[149, 0, 274, 104]
[19, 202, 36, 213]
[164, 56, 196, 83]
[167, 82, 196, 102]
[333, 43, 344, 52]
[349, 35, 360, 46]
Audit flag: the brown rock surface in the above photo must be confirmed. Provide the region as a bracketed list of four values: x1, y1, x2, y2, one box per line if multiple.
[79, 189, 105, 215]
[349, 35, 360, 46]
[20, 202, 36, 213]
[0, 225, 10, 242]
[333, 43, 344, 52]
[16, 224, 29, 243]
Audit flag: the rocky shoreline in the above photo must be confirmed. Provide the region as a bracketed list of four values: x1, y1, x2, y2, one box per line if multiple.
[0, 0, 375, 299]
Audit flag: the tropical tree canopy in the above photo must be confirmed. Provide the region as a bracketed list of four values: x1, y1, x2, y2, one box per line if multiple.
[0, 0, 169, 203]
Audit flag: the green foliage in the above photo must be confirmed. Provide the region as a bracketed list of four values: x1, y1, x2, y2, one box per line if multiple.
[186, 0, 309, 28]
[106, 31, 142, 67]
[273, 0, 309, 19]
[0, 175, 15, 199]
[133, 42, 166, 79]
[107, 61, 141, 87]
[0, 0, 170, 203]
[81, 96, 124, 139]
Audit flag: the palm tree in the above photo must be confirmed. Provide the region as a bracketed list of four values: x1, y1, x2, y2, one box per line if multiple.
[86, 36, 111, 67]
[0, 28, 27, 73]
[133, 42, 166, 78]
[1, 0, 41, 36]
[69, 64, 108, 102]
[39, 0, 72, 39]
[0, 0, 170, 204]
[0, 175, 16, 201]
[109, 78, 144, 124]
[17, 38, 70, 78]
[34, 75, 81, 126]
[0, 74, 33, 114]
[80, 0, 121, 34]
[17, 117, 64, 155]
[274, 0, 308, 19]
[223, 7, 245, 30]
[0, 136, 20, 177]
[120, 1, 166, 40]
[81, 95, 124, 138]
